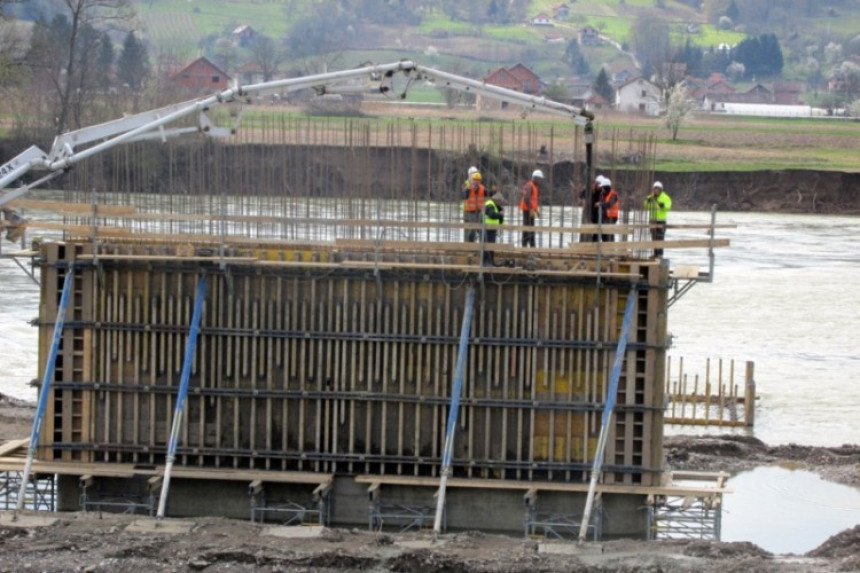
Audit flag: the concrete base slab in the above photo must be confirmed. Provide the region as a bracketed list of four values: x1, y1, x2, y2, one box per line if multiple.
[126, 518, 196, 535]
[264, 525, 324, 539]
[0, 511, 58, 528]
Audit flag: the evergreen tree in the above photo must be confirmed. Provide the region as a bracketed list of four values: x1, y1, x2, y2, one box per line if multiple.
[593, 68, 614, 103]
[563, 38, 590, 77]
[117, 31, 150, 91]
[732, 34, 784, 79]
[96, 32, 114, 91]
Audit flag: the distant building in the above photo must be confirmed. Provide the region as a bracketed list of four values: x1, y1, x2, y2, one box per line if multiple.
[232, 25, 256, 48]
[531, 13, 553, 26]
[171, 57, 231, 95]
[578, 25, 601, 47]
[552, 4, 570, 20]
[479, 63, 542, 110]
[615, 76, 662, 115]
[772, 81, 804, 105]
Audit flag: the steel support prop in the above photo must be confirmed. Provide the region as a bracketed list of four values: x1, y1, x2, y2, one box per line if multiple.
[14, 269, 74, 518]
[433, 286, 476, 535]
[578, 289, 637, 541]
[157, 276, 207, 519]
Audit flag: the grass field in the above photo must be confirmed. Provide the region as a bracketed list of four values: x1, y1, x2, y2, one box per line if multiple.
[221, 101, 860, 173]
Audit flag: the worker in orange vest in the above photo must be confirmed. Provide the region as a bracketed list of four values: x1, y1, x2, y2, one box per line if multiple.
[596, 177, 619, 242]
[519, 169, 543, 247]
[462, 171, 486, 242]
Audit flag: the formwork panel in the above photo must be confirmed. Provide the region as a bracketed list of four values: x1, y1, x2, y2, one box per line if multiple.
[38, 241, 668, 487]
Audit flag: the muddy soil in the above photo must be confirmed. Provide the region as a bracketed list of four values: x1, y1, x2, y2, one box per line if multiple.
[2, 395, 859, 571]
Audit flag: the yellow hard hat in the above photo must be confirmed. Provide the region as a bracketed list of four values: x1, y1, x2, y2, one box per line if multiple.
[472, 172, 483, 181]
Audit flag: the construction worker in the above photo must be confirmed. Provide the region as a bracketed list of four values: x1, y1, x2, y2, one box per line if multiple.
[644, 181, 672, 257]
[482, 191, 505, 266]
[597, 177, 619, 242]
[582, 175, 605, 241]
[519, 169, 542, 247]
[462, 170, 486, 242]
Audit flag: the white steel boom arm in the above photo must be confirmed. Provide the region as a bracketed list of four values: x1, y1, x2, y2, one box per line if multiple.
[0, 60, 593, 207]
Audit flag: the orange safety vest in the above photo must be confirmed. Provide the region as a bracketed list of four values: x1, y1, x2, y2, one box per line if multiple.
[463, 183, 486, 212]
[519, 180, 539, 212]
[604, 189, 619, 219]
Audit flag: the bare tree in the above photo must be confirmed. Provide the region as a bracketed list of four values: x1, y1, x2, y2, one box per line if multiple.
[248, 35, 283, 82]
[283, 0, 351, 74]
[663, 83, 696, 141]
[26, 0, 134, 133]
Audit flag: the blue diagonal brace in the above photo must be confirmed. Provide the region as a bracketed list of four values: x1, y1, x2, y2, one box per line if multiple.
[157, 276, 207, 519]
[15, 268, 75, 516]
[579, 289, 638, 541]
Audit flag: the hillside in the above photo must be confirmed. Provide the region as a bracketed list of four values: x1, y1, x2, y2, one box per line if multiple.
[129, 0, 860, 91]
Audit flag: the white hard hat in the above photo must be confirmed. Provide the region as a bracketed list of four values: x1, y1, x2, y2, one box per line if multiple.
[652, 181, 663, 189]
[532, 169, 544, 179]
[468, 166, 478, 176]
[595, 175, 606, 185]
[602, 177, 612, 187]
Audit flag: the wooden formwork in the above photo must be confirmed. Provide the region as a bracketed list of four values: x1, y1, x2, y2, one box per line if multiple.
[37, 238, 669, 488]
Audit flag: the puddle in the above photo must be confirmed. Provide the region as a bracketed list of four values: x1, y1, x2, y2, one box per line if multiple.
[721, 465, 860, 555]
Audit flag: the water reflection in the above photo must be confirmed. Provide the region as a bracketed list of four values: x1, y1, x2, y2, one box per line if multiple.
[722, 465, 860, 554]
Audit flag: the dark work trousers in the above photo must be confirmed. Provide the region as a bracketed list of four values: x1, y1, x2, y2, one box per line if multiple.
[483, 228, 497, 266]
[521, 210, 535, 247]
[601, 217, 617, 242]
[651, 221, 667, 257]
[464, 211, 481, 242]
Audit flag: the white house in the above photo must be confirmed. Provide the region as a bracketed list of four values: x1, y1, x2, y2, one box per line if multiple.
[531, 13, 553, 26]
[615, 77, 662, 115]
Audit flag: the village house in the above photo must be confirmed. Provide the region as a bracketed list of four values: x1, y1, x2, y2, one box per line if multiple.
[772, 81, 804, 105]
[170, 56, 231, 95]
[531, 13, 553, 26]
[552, 3, 570, 20]
[479, 63, 542, 110]
[232, 25, 256, 48]
[614, 76, 662, 115]
[578, 25, 601, 47]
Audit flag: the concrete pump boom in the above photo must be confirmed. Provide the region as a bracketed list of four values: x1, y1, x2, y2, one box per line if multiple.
[0, 60, 594, 208]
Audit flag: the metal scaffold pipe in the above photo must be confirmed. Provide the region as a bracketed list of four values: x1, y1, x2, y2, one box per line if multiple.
[157, 276, 207, 519]
[15, 269, 74, 517]
[578, 289, 637, 542]
[433, 286, 476, 536]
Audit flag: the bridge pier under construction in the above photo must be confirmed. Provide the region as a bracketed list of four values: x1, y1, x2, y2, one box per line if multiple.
[0, 222, 726, 539]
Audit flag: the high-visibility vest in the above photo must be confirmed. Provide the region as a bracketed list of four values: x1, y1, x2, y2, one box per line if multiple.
[604, 189, 619, 218]
[519, 180, 539, 212]
[644, 190, 672, 222]
[484, 199, 502, 226]
[463, 183, 486, 212]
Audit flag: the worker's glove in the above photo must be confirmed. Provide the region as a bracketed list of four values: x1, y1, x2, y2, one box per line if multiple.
[499, 215, 505, 224]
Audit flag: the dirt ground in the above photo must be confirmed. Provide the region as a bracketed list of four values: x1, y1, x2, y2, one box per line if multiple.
[2, 393, 859, 572]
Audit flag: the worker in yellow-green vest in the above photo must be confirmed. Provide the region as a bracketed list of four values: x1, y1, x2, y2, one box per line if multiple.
[482, 191, 505, 266]
[644, 181, 672, 257]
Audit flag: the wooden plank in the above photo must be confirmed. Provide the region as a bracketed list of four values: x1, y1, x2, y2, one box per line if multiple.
[352, 474, 728, 496]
